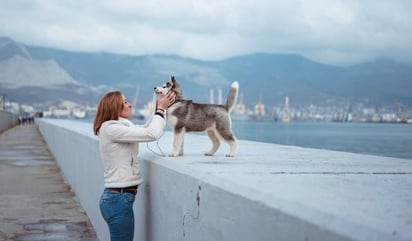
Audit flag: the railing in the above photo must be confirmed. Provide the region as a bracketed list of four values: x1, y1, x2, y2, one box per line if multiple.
[0, 111, 18, 133]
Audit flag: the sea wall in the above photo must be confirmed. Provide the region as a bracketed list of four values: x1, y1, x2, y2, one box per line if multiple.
[36, 118, 412, 241]
[0, 111, 18, 133]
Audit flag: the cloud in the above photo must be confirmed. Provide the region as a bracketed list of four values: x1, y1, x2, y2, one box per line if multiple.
[0, 0, 411, 66]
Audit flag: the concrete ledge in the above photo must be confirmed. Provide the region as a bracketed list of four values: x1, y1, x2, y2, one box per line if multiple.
[37, 118, 412, 241]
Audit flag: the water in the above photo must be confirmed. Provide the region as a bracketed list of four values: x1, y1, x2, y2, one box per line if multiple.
[231, 121, 412, 160]
[86, 118, 412, 160]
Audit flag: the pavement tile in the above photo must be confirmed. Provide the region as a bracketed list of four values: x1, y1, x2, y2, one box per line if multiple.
[0, 124, 98, 241]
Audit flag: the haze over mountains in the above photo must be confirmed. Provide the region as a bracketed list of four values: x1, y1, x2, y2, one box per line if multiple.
[0, 36, 411, 109]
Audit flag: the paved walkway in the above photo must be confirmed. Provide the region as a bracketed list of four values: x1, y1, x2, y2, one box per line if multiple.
[0, 124, 98, 241]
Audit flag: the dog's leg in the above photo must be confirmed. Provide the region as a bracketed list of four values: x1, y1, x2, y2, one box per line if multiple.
[220, 130, 236, 157]
[205, 130, 220, 156]
[216, 124, 237, 157]
[170, 129, 185, 157]
[225, 138, 237, 157]
[179, 138, 184, 156]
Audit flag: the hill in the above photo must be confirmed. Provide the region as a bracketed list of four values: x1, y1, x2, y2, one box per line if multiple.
[1, 36, 411, 109]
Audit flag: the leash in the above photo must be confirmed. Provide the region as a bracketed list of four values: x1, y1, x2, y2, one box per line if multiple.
[146, 128, 167, 157]
[146, 94, 180, 157]
[145, 112, 169, 157]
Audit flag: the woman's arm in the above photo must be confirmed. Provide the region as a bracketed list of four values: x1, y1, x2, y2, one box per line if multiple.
[105, 115, 166, 142]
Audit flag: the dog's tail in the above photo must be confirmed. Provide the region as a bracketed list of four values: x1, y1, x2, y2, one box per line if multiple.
[224, 81, 239, 113]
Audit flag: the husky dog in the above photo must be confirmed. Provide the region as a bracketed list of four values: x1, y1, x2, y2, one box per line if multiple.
[154, 76, 239, 157]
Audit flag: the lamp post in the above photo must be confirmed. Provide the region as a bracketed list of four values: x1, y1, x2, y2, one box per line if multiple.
[0, 93, 7, 111]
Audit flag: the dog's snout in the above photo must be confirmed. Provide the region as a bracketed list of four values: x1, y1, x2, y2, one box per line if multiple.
[153, 87, 156, 90]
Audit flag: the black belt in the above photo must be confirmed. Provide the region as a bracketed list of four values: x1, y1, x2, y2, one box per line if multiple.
[109, 185, 138, 195]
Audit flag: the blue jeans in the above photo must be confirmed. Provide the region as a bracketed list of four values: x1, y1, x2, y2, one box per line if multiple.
[99, 188, 136, 241]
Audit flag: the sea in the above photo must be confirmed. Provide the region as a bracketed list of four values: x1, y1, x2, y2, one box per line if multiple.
[87, 118, 412, 160]
[229, 121, 412, 160]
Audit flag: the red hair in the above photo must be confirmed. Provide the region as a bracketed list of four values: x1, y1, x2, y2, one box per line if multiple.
[93, 91, 124, 135]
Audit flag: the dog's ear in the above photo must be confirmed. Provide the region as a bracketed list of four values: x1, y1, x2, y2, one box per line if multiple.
[171, 75, 176, 84]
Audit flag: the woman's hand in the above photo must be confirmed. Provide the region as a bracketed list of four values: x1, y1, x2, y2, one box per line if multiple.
[156, 91, 176, 111]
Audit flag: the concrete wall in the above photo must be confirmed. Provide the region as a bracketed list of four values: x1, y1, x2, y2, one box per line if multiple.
[36, 118, 412, 241]
[0, 111, 18, 133]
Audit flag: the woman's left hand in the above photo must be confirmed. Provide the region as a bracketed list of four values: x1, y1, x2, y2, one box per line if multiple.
[157, 91, 176, 110]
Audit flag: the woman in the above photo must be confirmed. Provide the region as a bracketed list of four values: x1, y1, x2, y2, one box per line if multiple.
[93, 90, 175, 241]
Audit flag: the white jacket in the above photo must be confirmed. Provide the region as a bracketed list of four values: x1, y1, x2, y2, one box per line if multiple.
[98, 116, 166, 188]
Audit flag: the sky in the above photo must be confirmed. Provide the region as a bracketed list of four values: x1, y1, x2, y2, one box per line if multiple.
[0, 0, 411, 66]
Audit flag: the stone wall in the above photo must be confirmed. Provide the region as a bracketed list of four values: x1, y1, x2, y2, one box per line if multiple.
[37, 118, 412, 241]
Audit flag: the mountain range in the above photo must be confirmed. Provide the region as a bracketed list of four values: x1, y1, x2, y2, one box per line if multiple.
[1, 36, 411, 110]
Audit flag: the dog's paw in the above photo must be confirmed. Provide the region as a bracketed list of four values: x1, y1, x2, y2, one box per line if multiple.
[204, 152, 214, 156]
[225, 153, 235, 157]
[169, 153, 180, 157]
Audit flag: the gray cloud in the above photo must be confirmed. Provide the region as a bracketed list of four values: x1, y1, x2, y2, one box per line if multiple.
[0, 0, 411, 66]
